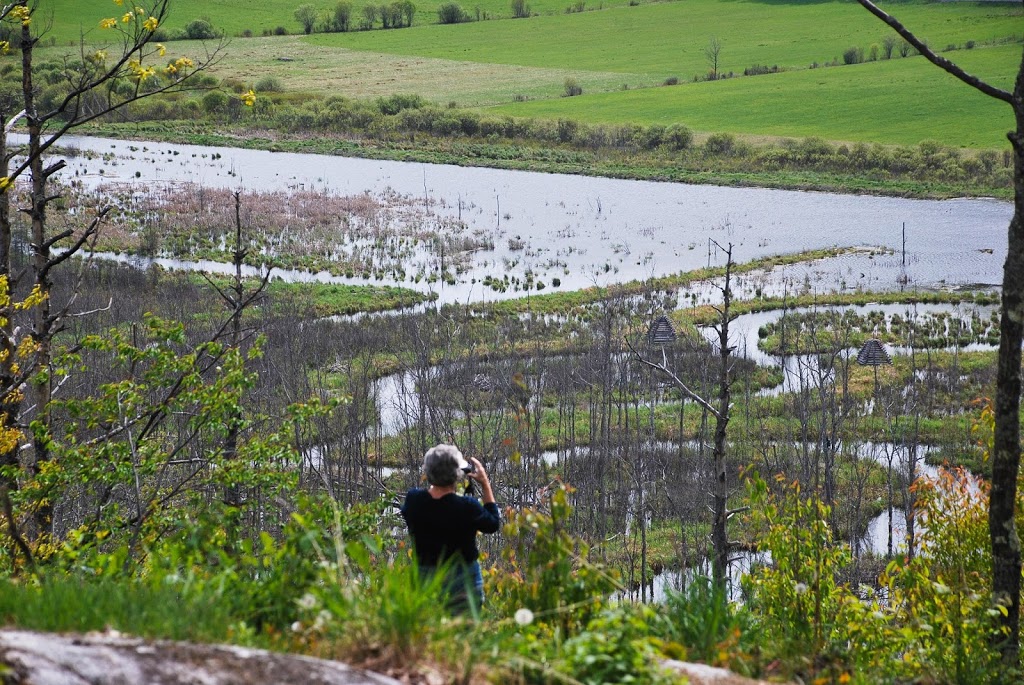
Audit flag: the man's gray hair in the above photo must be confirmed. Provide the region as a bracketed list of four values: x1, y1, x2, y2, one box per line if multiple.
[422, 443, 466, 487]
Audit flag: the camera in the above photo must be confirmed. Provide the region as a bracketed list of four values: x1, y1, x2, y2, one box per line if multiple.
[461, 463, 476, 474]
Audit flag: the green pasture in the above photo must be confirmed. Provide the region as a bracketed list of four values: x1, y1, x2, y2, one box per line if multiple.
[309, 0, 1023, 77]
[44, 0, 650, 44]
[490, 44, 1020, 148]
[44, 0, 292, 44]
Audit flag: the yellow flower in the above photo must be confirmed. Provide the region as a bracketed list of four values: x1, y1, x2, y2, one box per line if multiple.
[241, 89, 256, 107]
[92, 50, 108, 62]
[100, 17, 118, 29]
[0, 177, 11, 193]
[136, 6, 146, 14]
[0, 41, 9, 55]
[143, 16, 159, 31]
[122, 12, 133, 23]
[11, 6, 31, 26]
[174, 57, 195, 70]
[156, 42, 166, 56]
[113, 0, 125, 5]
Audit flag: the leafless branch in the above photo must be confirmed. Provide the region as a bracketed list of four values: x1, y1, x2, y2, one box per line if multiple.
[626, 336, 722, 420]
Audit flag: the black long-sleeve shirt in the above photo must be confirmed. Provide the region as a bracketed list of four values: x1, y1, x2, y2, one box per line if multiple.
[400, 489, 501, 566]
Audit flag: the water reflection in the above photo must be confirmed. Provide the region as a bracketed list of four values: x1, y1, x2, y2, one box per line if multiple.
[33, 134, 1012, 304]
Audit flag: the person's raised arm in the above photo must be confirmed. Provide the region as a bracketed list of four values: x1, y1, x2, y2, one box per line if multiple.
[468, 457, 495, 505]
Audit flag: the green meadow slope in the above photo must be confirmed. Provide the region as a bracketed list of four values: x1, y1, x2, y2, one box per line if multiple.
[490, 44, 1019, 148]
[309, 0, 1022, 77]
[37, 0, 1024, 148]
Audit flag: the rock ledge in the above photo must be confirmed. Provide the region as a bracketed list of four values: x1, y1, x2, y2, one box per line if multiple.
[0, 629, 402, 685]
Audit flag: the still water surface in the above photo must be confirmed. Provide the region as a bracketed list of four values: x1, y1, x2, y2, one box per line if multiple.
[52, 135, 1012, 304]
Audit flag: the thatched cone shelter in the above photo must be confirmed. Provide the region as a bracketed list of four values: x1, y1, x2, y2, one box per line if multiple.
[857, 338, 893, 395]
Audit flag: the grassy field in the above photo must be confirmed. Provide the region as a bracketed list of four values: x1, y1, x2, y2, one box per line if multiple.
[309, 0, 1023, 77]
[47, 0, 654, 43]
[490, 44, 1019, 148]
[35, 0, 1024, 149]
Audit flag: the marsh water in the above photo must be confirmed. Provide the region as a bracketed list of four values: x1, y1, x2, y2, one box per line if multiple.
[50, 135, 1011, 304]
[43, 135, 1005, 598]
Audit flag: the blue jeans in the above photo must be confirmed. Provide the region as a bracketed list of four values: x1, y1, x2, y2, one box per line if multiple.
[420, 560, 483, 614]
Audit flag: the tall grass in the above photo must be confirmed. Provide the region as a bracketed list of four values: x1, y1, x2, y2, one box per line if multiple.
[0, 577, 240, 643]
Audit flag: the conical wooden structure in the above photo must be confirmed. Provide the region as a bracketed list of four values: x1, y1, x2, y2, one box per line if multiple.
[856, 338, 893, 366]
[646, 315, 676, 346]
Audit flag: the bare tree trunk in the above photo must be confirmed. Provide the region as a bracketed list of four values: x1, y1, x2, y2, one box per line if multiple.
[991, 101, 1023, 659]
[710, 244, 734, 587]
[22, 19, 54, 539]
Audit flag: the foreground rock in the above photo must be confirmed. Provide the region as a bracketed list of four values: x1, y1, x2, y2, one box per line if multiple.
[665, 659, 774, 685]
[0, 629, 402, 685]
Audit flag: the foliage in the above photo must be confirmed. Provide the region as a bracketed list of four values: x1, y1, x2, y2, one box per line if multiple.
[437, 2, 469, 24]
[301, 534, 460, 666]
[511, 0, 531, 19]
[486, 481, 620, 633]
[740, 464, 1018, 684]
[294, 5, 319, 35]
[654, 577, 751, 668]
[562, 78, 582, 97]
[742, 475, 851, 667]
[560, 604, 676, 685]
[183, 18, 220, 40]
[0, 575, 241, 642]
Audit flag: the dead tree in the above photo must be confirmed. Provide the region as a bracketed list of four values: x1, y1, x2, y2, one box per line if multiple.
[631, 240, 738, 587]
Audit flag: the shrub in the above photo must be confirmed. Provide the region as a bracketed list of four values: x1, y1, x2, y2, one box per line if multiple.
[882, 34, 897, 59]
[966, 39, 976, 49]
[565, 0, 585, 11]
[294, 4, 318, 34]
[201, 90, 228, 114]
[183, 18, 219, 40]
[400, 0, 416, 27]
[563, 78, 582, 97]
[743, 64, 778, 76]
[842, 46, 864, 65]
[487, 483, 619, 633]
[635, 123, 665, 150]
[561, 604, 676, 685]
[663, 76, 678, 86]
[664, 123, 693, 151]
[273, 25, 288, 35]
[511, 0, 531, 18]
[254, 76, 284, 92]
[361, 4, 379, 28]
[332, 1, 354, 31]
[437, 2, 469, 23]
[704, 132, 735, 156]
[377, 93, 425, 115]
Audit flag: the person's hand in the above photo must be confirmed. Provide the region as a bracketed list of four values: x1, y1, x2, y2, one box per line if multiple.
[467, 457, 495, 504]
[467, 457, 489, 484]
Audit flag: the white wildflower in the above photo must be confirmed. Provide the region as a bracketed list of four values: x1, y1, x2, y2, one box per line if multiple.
[514, 608, 534, 626]
[290, 621, 303, 633]
[795, 582, 808, 595]
[313, 609, 332, 631]
[296, 592, 318, 610]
